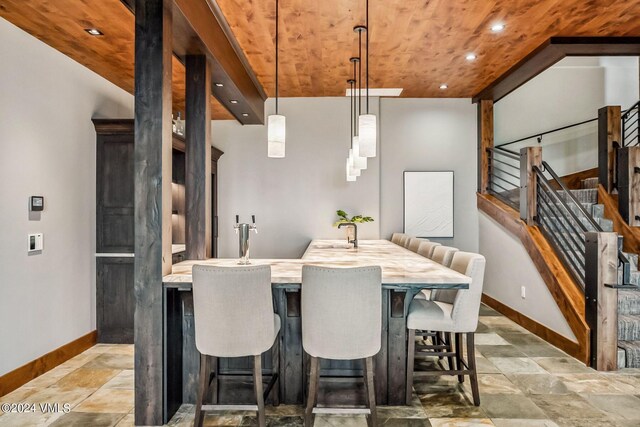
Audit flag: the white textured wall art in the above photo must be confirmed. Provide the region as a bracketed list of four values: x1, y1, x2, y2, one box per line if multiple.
[404, 171, 454, 238]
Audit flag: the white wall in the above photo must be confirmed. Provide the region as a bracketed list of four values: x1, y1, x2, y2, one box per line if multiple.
[0, 19, 133, 375]
[479, 213, 576, 341]
[214, 97, 381, 259]
[380, 98, 478, 252]
[494, 56, 639, 176]
[213, 97, 479, 258]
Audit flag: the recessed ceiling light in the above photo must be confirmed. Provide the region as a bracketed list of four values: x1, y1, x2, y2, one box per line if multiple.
[465, 53, 477, 61]
[215, 83, 224, 87]
[230, 100, 238, 104]
[439, 84, 448, 90]
[242, 113, 249, 117]
[85, 28, 103, 36]
[491, 23, 505, 32]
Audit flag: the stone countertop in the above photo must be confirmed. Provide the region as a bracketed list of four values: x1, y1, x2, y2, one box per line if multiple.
[163, 239, 471, 289]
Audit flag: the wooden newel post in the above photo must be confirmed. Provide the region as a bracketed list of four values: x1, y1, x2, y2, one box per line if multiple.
[477, 99, 493, 193]
[598, 106, 621, 193]
[585, 232, 619, 371]
[617, 146, 640, 227]
[519, 146, 542, 224]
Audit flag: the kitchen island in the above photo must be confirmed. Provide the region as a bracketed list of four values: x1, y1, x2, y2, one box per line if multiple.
[162, 240, 471, 422]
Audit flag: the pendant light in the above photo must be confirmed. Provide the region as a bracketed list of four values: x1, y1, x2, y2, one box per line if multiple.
[357, 0, 377, 158]
[350, 56, 367, 171]
[346, 78, 359, 181]
[267, 0, 285, 158]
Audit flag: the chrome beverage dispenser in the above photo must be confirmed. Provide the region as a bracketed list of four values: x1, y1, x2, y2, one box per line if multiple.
[234, 214, 257, 264]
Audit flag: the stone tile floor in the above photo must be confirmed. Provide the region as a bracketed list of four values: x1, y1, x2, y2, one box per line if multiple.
[2, 305, 640, 426]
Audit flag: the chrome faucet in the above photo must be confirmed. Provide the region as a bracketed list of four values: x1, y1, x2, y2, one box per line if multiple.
[338, 222, 358, 248]
[234, 214, 257, 264]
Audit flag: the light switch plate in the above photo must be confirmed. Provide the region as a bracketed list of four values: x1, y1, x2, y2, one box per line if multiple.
[521, 286, 526, 299]
[28, 233, 43, 252]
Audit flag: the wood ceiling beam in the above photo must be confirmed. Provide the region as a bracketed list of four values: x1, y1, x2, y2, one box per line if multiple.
[121, 0, 266, 124]
[473, 37, 640, 104]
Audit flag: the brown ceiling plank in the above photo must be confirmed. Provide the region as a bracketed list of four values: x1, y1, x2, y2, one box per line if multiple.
[0, 0, 234, 120]
[473, 37, 640, 103]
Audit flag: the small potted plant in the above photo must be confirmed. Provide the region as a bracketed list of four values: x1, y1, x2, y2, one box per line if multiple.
[333, 210, 374, 242]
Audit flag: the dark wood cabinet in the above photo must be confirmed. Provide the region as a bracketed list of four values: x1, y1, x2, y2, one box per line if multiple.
[93, 119, 222, 344]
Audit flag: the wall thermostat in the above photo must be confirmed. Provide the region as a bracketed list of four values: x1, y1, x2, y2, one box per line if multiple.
[28, 233, 43, 252]
[30, 196, 44, 212]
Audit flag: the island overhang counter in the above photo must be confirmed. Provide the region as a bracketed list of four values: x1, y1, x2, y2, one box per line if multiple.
[162, 240, 471, 422]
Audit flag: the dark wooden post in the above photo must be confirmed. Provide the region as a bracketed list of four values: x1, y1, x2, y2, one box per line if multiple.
[617, 147, 640, 227]
[134, 0, 172, 424]
[598, 106, 621, 193]
[185, 55, 212, 260]
[519, 146, 542, 224]
[477, 100, 493, 193]
[585, 232, 619, 371]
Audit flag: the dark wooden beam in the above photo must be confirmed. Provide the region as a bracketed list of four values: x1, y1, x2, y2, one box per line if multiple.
[473, 37, 640, 103]
[598, 105, 622, 193]
[172, 0, 266, 124]
[477, 100, 493, 193]
[185, 55, 212, 260]
[133, 0, 173, 425]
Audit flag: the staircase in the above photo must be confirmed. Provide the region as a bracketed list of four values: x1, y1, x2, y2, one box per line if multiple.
[556, 177, 640, 368]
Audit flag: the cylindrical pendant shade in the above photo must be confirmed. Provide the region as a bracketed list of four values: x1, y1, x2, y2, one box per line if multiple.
[268, 114, 286, 158]
[348, 149, 361, 176]
[346, 158, 356, 181]
[352, 136, 367, 170]
[358, 114, 377, 157]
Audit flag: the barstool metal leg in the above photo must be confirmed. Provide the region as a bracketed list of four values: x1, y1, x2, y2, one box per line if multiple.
[364, 357, 377, 427]
[406, 328, 416, 405]
[253, 355, 266, 427]
[305, 356, 320, 427]
[454, 333, 464, 384]
[466, 333, 480, 406]
[195, 353, 210, 427]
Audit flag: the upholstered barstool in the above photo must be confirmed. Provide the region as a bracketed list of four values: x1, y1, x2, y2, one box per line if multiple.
[398, 234, 411, 248]
[416, 241, 441, 259]
[414, 246, 458, 301]
[391, 232, 407, 245]
[192, 265, 281, 427]
[406, 252, 486, 406]
[301, 265, 382, 427]
[431, 246, 459, 267]
[407, 237, 429, 253]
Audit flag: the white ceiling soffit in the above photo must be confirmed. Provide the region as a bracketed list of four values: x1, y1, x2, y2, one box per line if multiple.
[345, 88, 403, 97]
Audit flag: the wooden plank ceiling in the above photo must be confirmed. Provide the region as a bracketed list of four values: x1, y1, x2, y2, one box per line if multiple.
[0, 0, 234, 119]
[215, 0, 640, 98]
[1, 0, 640, 111]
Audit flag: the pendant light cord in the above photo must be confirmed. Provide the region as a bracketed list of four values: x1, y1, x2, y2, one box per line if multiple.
[358, 30, 362, 122]
[366, 0, 369, 114]
[275, 0, 279, 115]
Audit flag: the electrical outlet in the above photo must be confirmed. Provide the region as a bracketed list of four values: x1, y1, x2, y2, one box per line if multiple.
[521, 286, 526, 299]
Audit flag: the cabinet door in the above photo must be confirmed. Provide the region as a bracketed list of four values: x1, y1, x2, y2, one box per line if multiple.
[96, 134, 134, 253]
[97, 257, 134, 343]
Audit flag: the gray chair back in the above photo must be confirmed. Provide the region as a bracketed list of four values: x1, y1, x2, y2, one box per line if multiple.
[192, 265, 277, 357]
[416, 241, 441, 259]
[436, 252, 486, 332]
[407, 237, 429, 253]
[431, 246, 458, 267]
[301, 265, 382, 360]
[391, 233, 406, 245]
